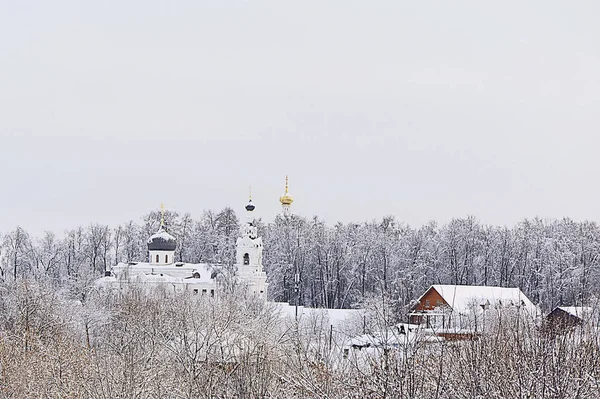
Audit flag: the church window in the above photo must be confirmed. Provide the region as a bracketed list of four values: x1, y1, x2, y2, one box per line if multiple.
[210, 289, 214, 297]
[165, 255, 169, 263]
[156, 254, 159, 263]
[243, 253, 250, 265]
[202, 289, 207, 295]
[193, 289, 198, 294]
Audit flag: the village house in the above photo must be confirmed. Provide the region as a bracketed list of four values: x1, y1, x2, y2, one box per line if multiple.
[545, 306, 593, 331]
[408, 285, 537, 340]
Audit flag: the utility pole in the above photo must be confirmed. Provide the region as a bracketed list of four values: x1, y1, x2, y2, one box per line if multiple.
[294, 271, 300, 321]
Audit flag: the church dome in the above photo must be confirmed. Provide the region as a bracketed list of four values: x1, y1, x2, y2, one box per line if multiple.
[147, 229, 177, 251]
[279, 175, 294, 206]
[245, 199, 256, 211]
[279, 192, 293, 206]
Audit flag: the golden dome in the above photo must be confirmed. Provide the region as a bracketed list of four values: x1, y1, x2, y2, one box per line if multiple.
[279, 175, 294, 206]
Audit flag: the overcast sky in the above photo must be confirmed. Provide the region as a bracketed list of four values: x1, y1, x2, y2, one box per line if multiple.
[1, 1, 599, 235]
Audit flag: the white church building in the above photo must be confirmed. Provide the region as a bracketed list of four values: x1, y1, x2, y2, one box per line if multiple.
[97, 197, 269, 300]
[96, 178, 366, 348]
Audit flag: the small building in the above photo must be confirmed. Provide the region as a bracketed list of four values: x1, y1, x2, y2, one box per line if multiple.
[408, 285, 537, 340]
[546, 306, 592, 330]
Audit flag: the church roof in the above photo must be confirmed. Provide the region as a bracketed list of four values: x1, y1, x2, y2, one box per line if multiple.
[147, 229, 177, 251]
[105, 261, 219, 284]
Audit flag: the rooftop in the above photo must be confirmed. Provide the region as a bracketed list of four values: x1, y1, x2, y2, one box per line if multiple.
[414, 284, 537, 316]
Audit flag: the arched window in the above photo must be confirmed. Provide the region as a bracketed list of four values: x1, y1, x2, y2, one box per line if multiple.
[165, 254, 169, 264]
[156, 254, 159, 263]
[243, 253, 250, 265]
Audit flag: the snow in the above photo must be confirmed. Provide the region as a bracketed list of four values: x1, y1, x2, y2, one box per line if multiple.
[347, 323, 423, 348]
[427, 284, 537, 316]
[95, 271, 216, 289]
[105, 261, 218, 286]
[147, 229, 175, 243]
[272, 302, 363, 328]
[327, 308, 363, 325]
[94, 276, 117, 288]
[558, 306, 592, 318]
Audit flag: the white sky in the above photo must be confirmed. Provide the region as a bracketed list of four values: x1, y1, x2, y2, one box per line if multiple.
[1, 1, 599, 235]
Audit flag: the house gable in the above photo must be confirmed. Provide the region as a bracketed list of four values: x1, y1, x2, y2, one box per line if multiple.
[412, 286, 449, 312]
[546, 307, 586, 329]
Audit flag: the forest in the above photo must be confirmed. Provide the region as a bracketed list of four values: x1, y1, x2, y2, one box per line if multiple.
[1, 208, 598, 313]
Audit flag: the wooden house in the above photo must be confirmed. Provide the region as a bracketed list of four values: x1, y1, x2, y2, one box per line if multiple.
[545, 306, 592, 331]
[409, 285, 536, 340]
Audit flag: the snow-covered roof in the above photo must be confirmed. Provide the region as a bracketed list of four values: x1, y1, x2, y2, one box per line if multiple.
[147, 229, 176, 243]
[420, 285, 536, 316]
[347, 323, 423, 348]
[109, 261, 218, 283]
[97, 273, 215, 284]
[95, 276, 118, 288]
[133, 273, 212, 284]
[95, 272, 217, 290]
[272, 302, 363, 328]
[557, 306, 593, 318]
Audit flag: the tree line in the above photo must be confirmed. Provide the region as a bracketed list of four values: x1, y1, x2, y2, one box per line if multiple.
[1, 208, 599, 312]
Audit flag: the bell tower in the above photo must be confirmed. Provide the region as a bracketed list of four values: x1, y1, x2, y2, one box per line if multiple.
[235, 191, 268, 300]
